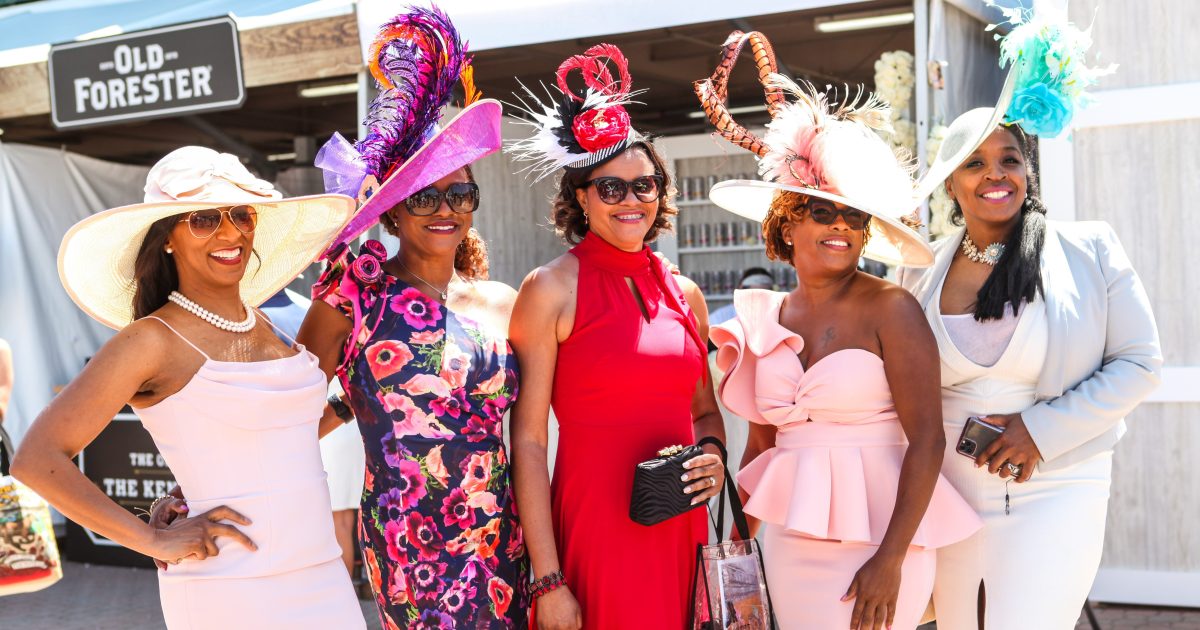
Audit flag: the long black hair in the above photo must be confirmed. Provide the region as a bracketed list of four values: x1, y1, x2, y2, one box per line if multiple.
[132, 215, 180, 320]
[949, 124, 1047, 321]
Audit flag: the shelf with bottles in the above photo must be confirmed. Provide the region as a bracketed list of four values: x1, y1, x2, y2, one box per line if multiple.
[674, 172, 757, 206]
[679, 244, 765, 254]
[677, 219, 764, 252]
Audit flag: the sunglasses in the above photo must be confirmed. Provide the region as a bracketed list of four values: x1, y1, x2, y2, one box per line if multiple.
[583, 175, 664, 205]
[805, 200, 872, 231]
[178, 205, 258, 239]
[403, 182, 480, 216]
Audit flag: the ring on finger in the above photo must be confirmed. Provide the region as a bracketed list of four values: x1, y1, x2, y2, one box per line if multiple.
[1005, 462, 1022, 476]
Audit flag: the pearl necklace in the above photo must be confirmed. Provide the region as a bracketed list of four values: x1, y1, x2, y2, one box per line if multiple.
[168, 291, 256, 333]
[961, 233, 1005, 266]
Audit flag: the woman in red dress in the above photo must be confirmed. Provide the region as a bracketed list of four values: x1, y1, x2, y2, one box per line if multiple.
[506, 46, 726, 629]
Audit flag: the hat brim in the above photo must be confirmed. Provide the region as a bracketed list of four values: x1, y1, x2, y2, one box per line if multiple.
[709, 179, 935, 268]
[912, 70, 1017, 203]
[325, 98, 503, 256]
[59, 194, 356, 330]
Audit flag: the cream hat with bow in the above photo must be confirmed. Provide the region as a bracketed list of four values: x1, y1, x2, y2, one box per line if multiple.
[58, 146, 355, 329]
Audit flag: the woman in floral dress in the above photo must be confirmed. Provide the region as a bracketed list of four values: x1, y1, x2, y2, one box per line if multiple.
[299, 7, 528, 627]
[308, 219, 528, 627]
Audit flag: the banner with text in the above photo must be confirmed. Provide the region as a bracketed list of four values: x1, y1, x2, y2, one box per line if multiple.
[48, 16, 244, 130]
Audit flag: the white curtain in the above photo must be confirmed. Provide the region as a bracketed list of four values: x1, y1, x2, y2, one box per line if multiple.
[937, 2, 1007, 123]
[0, 142, 150, 443]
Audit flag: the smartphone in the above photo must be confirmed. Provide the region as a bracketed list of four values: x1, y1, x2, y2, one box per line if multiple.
[956, 416, 1005, 460]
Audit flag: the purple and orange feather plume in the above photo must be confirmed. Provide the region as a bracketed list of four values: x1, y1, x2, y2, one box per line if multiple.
[357, 5, 475, 179]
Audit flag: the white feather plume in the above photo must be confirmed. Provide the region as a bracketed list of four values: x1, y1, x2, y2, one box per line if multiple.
[505, 81, 644, 181]
[755, 72, 913, 215]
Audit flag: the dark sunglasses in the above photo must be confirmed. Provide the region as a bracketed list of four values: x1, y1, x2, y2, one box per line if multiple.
[403, 182, 480, 215]
[806, 200, 871, 231]
[178, 205, 258, 238]
[582, 175, 664, 205]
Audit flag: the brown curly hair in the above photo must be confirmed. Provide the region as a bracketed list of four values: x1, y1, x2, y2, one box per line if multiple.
[762, 190, 872, 265]
[550, 141, 678, 245]
[379, 165, 489, 280]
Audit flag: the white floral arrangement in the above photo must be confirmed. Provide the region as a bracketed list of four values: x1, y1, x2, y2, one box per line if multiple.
[925, 124, 948, 164]
[874, 50, 916, 157]
[891, 118, 916, 158]
[873, 50, 915, 119]
[924, 123, 956, 237]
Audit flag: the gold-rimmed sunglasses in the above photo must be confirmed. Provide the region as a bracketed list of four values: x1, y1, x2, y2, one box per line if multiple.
[177, 205, 258, 238]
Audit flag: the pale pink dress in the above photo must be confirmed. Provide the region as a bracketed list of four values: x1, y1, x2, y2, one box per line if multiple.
[134, 317, 365, 629]
[711, 290, 982, 629]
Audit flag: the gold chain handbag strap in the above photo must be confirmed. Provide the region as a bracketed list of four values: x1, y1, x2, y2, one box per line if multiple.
[692, 30, 787, 158]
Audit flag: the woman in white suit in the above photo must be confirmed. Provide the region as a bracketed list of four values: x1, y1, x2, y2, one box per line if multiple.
[899, 110, 1162, 628]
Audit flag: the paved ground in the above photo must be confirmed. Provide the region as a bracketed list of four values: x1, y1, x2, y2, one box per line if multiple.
[2, 562, 1198, 629]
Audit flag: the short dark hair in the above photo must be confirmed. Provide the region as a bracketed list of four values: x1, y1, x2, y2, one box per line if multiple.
[738, 267, 771, 283]
[550, 141, 678, 245]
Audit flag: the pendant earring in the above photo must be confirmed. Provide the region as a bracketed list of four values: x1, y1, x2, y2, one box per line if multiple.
[583, 212, 589, 224]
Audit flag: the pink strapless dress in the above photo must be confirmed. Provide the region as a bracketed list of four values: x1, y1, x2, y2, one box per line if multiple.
[711, 289, 981, 629]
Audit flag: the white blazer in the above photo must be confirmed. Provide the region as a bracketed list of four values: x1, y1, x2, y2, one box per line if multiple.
[899, 221, 1162, 471]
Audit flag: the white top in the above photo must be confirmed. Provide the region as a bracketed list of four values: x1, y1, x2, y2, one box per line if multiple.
[928, 273, 1048, 429]
[940, 303, 1023, 368]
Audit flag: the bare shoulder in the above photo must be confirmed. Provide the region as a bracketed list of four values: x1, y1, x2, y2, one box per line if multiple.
[116, 317, 175, 354]
[858, 274, 924, 321]
[519, 253, 578, 300]
[674, 273, 700, 295]
[87, 316, 176, 379]
[473, 279, 518, 310]
[673, 274, 707, 313]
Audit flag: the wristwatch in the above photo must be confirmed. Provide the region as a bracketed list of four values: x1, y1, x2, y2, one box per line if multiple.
[327, 394, 354, 423]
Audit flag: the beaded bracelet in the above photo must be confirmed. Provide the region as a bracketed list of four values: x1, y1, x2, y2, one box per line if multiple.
[530, 570, 566, 599]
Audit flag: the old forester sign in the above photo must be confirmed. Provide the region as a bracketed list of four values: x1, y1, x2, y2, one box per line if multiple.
[48, 16, 244, 129]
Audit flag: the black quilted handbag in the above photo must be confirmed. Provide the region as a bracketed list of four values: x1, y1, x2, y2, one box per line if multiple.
[629, 443, 707, 526]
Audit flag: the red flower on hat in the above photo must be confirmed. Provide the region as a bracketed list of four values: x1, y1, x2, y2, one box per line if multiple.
[572, 106, 630, 152]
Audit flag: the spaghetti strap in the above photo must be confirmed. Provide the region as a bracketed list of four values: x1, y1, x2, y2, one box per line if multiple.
[253, 308, 300, 349]
[143, 316, 212, 361]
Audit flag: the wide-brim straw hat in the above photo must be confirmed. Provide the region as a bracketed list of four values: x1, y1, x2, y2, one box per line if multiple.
[58, 146, 355, 329]
[710, 179, 935, 268]
[694, 30, 934, 268]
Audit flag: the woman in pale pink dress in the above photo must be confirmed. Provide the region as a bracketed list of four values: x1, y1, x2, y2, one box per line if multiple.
[696, 31, 981, 629]
[13, 147, 363, 629]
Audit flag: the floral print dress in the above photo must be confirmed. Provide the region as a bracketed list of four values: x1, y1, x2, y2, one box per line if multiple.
[314, 240, 529, 629]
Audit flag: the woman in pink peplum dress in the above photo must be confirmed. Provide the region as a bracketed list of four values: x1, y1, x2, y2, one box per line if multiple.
[695, 34, 982, 629]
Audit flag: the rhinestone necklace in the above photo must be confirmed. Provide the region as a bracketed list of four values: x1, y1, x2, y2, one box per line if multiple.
[396, 260, 455, 301]
[168, 291, 256, 333]
[961, 233, 1005, 266]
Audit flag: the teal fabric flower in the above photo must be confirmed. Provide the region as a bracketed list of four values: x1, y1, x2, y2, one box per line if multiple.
[1006, 83, 1073, 138]
[992, 6, 1115, 138]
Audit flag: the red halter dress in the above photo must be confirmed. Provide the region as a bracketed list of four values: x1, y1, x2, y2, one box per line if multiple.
[548, 231, 708, 628]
